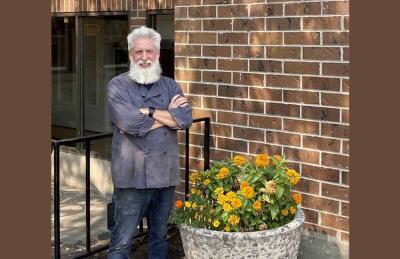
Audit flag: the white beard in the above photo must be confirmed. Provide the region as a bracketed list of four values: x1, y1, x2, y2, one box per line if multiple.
[128, 60, 162, 85]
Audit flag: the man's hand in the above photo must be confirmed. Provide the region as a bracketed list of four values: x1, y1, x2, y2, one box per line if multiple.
[169, 95, 189, 109]
[150, 119, 164, 130]
[139, 108, 149, 115]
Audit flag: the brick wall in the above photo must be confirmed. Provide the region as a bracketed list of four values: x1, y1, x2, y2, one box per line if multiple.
[174, 0, 349, 244]
[52, 0, 350, 245]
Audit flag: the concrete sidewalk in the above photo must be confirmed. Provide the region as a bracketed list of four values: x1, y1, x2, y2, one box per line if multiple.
[51, 185, 348, 258]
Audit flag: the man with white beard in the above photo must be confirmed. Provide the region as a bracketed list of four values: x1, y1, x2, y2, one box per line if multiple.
[107, 26, 193, 259]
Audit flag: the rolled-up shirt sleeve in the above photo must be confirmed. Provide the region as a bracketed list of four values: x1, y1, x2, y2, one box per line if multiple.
[108, 80, 154, 137]
[169, 81, 193, 129]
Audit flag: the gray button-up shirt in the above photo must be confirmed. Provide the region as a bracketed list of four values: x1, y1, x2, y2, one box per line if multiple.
[107, 72, 193, 189]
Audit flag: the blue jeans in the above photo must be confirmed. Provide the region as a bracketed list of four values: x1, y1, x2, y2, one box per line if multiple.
[108, 186, 176, 259]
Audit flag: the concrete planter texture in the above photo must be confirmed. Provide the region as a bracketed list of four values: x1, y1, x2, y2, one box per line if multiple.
[179, 208, 304, 259]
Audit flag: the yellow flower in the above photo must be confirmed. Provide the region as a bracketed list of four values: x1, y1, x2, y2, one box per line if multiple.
[226, 191, 237, 201]
[189, 172, 200, 182]
[214, 187, 224, 196]
[231, 198, 242, 209]
[233, 155, 246, 166]
[223, 203, 233, 212]
[265, 180, 277, 195]
[255, 154, 269, 167]
[240, 181, 249, 190]
[253, 201, 262, 211]
[185, 201, 191, 208]
[242, 186, 255, 199]
[286, 169, 300, 186]
[192, 202, 197, 209]
[228, 214, 240, 225]
[290, 207, 297, 215]
[213, 219, 220, 228]
[217, 167, 229, 180]
[224, 226, 231, 232]
[282, 209, 289, 216]
[293, 193, 302, 205]
[217, 193, 229, 205]
[203, 179, 211, 185]
[272, 155, 282, 165]
[191, 188, 198, 194]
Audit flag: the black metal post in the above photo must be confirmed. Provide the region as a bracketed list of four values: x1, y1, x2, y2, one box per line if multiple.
[54, 144, 61, 259]
[85, 140, 91, 253]
[185, 128, 190, 201]
[204, 118, 210, 170]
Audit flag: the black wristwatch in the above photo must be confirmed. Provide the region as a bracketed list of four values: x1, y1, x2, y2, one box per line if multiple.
[148, 106, 155, 117]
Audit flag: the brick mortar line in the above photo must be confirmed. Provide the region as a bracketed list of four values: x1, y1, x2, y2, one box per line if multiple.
[176, 57, 349, 63]
[175, 14, 350, 20]
[294, 191, 350, 207]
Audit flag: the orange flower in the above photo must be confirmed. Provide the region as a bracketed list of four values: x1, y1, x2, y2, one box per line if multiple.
[242, 186, 255, 199]
[233, 155, 246, 166]
[175, 200, 183, 209]
[272, 155, 282, 165]
[255, 154, 269, 167]
[293, 193, 302, 205]
[253, 201, 262, 211]
[240, 181, 249, 190]
[217, 167, 230, 180]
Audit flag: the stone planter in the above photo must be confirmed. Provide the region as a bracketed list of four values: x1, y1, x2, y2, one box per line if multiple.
[179, 208, 304, 259]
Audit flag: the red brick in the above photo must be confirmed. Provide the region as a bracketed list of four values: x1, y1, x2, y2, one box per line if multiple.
[188, 6, 216, 17]
[323, 32, 349, 45]
[321, 93, 349, 108]
[217, 111, 247, 126]
[302, 194, 339, 213]
[203, 19, 232, 31]
[283, 90, 319, 104]
[302, 208, 319, 224]
[218, 4, 248, 17]
[293, 178, 320, 195]
[233, 127, 264, 141]
[303, 136, 341, 152]
[203, 97, 232, 110]
[192, 108, 217, 121]
[302, 106, 340, 122]
[249, 87, 282, 101]
[248, 142, 282, 155]
[218, 85, 248, 98]
[211, 124, 232, 137]
[203, 71, 231, 83]
[249, 60, 282, 73]
[285, 32, 320, 45]
[218, 32, 248, 44]
[250, 32, 283, 45]
[302, 164, 340, 183]
[341, 202, 349, 217]
[250, 3, 283, 16]
[303, 47, 341, 61]
[233, 100, 264, 113]
[188, 95, 201, 108]
[343, 47, 349, 61]
[188, 58, 216, 70]
[342, 140, 349, 154]
[210, 148, 232, 162]
[321, 123, 349, 139]
[233, 18, 265, 31]
[175, 69, 201, 81]
[218, 137, 248, 153]
[322, 183, 349, 201]
[203, 45, 231, 57]
[204, 0, 232, 4]
[323, 1, 349, 15]
[175, 45, 201, 56]
[233, 46, 264, 58]
[341, 232, 349, 242]
[342, 109, 349, 123]
[175, 19, 201, 30]
[284, 147, 320, 164]
[283, 119, 319, 134]
[304, 17, 341, 30]
[233, 72, 264, 86]
[343, 78, 350, 92]
[266, 131, 301, 146]
[175, 57, 187, 69]
[266, 18, 300, 30]
[285, 2, 321, 15]
[322, 63, 350, 77]
[266, 103, 300, 117]
[175, 0, 202, 6]
[344, 16, 349, 30]
[303, 77, 341, 92]
[267, 46, 301, 59]
[284, 61, 319, 75]
[175, 6, 187, 18]
[322, 153, 349, 170]
[266, 74, 300, 89]
[218, 59, 248, 71]
[249, 115, 282, 130]
[341, 171, 349, 186]
[321, 213, 349, 231]
[175, 32, 188, 43]
[189, 32, 216, 44]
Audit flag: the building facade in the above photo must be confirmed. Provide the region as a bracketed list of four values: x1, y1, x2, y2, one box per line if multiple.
[51, 0, 350, 248]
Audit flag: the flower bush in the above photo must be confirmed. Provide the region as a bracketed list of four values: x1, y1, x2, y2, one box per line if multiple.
[171, 154, 302, 232]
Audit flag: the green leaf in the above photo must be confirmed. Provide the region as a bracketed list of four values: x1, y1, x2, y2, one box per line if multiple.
[271, 206, 278, 220]
[276, 185, 284, 199]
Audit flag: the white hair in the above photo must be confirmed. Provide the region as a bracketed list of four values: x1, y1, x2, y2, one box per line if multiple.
[127, 26, 161, 52]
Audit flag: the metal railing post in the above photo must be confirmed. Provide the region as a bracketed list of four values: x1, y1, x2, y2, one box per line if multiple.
[85, 140, 91, 253]
[53, 144, 61, 259]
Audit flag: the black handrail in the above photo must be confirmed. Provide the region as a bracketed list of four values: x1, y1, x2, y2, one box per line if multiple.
[51, 117, 210, 258]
